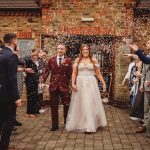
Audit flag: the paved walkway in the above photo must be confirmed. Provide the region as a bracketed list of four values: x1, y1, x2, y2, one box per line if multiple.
[10, 104, 150, 150]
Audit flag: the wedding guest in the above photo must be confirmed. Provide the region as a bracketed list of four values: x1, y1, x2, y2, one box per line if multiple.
[0, 33, 22, 149]
[134, 40, 150, 138]
[24, 49, 40, 118]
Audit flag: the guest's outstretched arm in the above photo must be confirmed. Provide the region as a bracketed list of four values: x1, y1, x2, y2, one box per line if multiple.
[129, 44, 150, 64]
[135, 49, 150, 64]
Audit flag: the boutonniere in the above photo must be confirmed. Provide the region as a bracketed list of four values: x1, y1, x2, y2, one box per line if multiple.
[61, 58, 67, 65]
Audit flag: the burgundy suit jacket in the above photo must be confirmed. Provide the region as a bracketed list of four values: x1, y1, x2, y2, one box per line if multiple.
[42, 56, 72, 92]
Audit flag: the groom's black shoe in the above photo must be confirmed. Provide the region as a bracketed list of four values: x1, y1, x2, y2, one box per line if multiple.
[50, 126, 58, 131]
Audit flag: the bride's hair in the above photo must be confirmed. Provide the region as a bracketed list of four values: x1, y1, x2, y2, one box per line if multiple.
[74, 44, 98, 72]
[78, 44, 93, 63]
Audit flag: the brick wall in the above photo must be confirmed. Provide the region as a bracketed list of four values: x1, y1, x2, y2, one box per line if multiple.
[41, 0, 135, 102]
[134, 16, 150, 51]
[0, 15, 42, 48]
[42, 0, 134, 36]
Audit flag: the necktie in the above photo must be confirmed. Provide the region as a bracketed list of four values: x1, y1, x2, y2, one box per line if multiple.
[59, 57, 62, 66]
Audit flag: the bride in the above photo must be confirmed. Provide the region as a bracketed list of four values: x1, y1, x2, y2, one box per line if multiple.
[65, 44, 107, 133]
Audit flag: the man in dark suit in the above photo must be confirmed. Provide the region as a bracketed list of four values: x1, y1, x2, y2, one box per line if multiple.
[0, 33, 22, 150]
[42, 43, 72, 131]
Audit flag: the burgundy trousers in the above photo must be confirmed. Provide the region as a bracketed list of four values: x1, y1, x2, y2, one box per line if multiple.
[50, 87, 71, 127]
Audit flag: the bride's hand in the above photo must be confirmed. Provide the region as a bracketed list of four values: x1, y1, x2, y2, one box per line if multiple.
[103, 84, 106, 92]
[72, 84, 77, 91]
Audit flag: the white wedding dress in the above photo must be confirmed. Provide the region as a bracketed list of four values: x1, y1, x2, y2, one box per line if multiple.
[65, 63, 107, 132]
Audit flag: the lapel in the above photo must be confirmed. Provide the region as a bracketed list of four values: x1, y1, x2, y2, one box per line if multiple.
[146, 65, 150, 72]
[53, 56, 59, 68]
[143, 63, 150, 73]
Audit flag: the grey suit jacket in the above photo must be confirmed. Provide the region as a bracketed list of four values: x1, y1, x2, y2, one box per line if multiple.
[141, 55, 150, 91]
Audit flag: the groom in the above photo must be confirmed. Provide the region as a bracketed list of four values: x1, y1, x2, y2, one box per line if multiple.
[42, 43, 72, 131]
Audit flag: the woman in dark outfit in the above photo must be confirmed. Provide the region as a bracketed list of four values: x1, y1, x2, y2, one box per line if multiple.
[24, 49, 40, 118]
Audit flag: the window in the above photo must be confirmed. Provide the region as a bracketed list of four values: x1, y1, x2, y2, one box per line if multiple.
[17, 39, 35, 57]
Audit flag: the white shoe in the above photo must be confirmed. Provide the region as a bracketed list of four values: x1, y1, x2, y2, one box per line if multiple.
[129, 117, 142, 121]
[39, 109, 46, 113]
[102, 98, 109, 104]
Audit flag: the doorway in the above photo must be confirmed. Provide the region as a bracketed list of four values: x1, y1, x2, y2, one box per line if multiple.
[41, 34, 116, 100]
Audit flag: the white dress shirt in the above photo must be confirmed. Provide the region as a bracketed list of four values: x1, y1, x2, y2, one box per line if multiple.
[57, 55, 64, 66]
